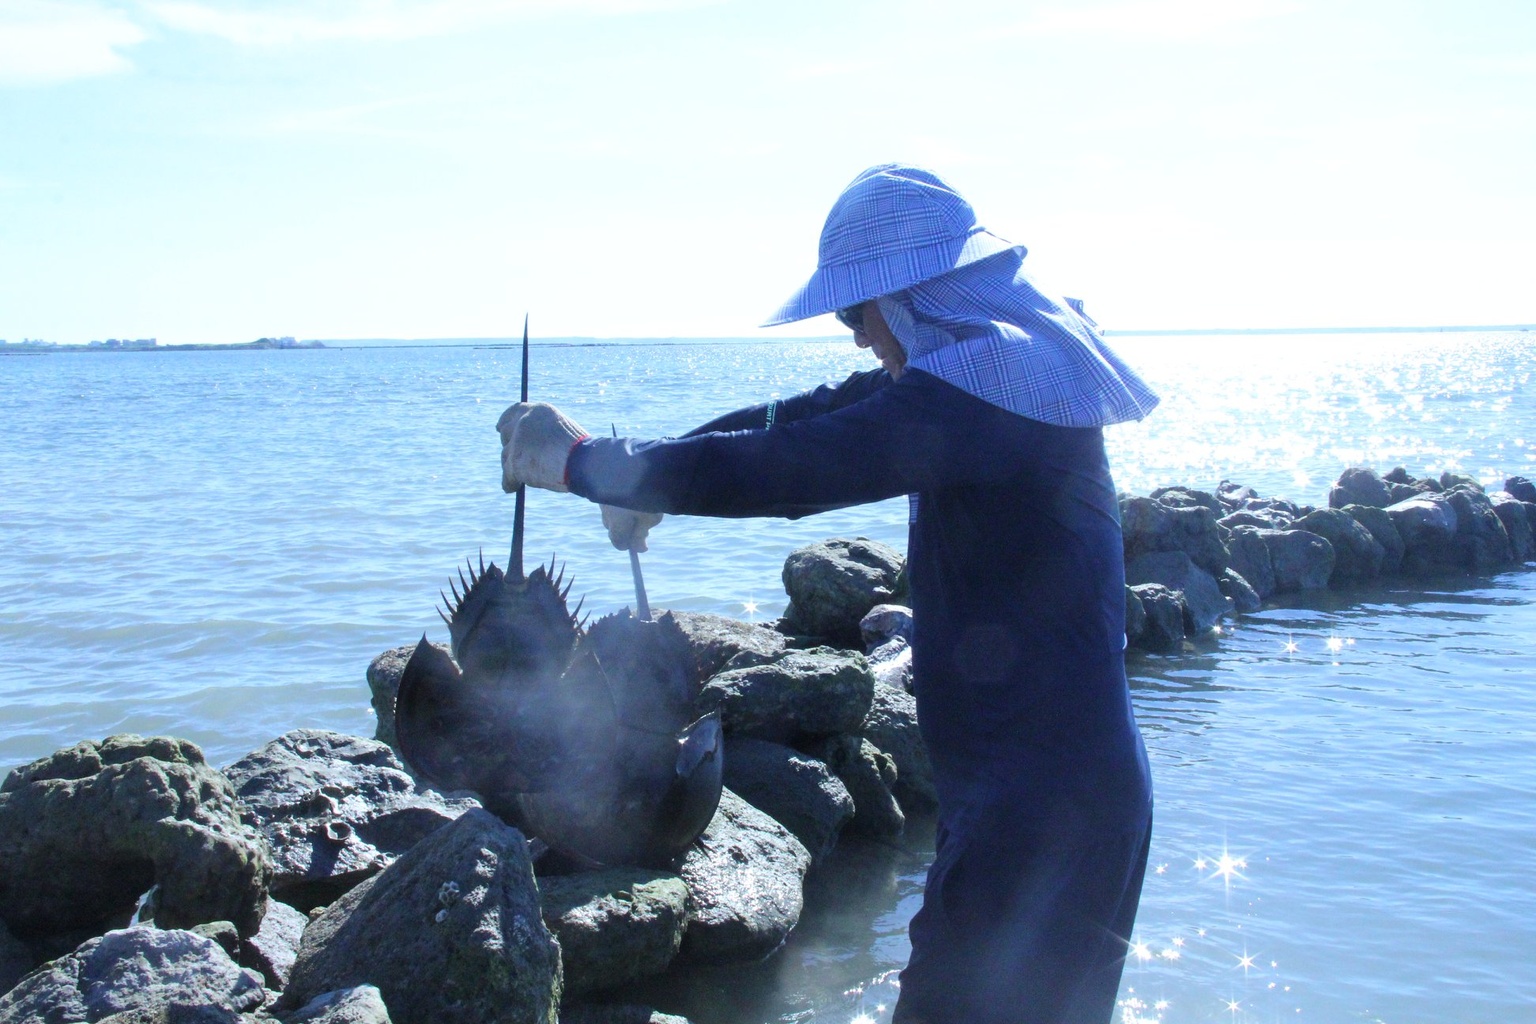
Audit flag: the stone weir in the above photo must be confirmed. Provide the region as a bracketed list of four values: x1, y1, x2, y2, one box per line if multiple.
[1, 464, 1531, 1023]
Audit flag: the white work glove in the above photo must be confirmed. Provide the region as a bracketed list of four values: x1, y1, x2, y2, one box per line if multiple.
[497, 402, 588, 493]
[601, 505, 664, 553]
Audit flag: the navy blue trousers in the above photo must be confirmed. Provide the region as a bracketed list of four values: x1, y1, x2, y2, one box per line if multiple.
[893, 802, 1152, 1024]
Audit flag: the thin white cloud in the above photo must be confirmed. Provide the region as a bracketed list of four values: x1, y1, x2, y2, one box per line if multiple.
[1010, 0, 1301, 41]
[141, 0, 716, 46]
[0, 0, 146, 85]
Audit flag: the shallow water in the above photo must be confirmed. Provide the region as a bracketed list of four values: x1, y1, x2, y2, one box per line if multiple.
[2, 333, 1534, 1022]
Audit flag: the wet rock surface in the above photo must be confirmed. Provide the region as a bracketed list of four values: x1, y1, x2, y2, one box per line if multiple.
[857, 684, 935, 815]
[697, 648, 874, 745]
[224, 730, 476, 910]
[812, 736, 904, 839]
[781, 538, 906, 643]
[1124, 550, 1229, 634]
[676, 790, 810, 963]
[663, 612, 788, 681]
[538, 869, 688, 996]
[1129, 583, 1185, 652]
[0, 735, 272, 942]
[720, 738, 853, 864]
[283, 808, 560, 1024]
[0, 927, 266, 1024]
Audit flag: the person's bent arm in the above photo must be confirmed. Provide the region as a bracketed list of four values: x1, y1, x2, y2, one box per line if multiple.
[680, 368, 890, 436]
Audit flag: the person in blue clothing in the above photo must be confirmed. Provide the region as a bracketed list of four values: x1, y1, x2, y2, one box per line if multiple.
[499, 164, 1160, 1024]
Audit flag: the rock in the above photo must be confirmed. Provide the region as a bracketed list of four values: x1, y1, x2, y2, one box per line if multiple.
[1440, 471, 1481, 492]
[780, 538, 906, 643]
[813, 736, 904, 839]
[866, 636, 912, 692]
[697, 648, 874, 744]
[538, 869, 687, 995]
[1218, 509, 1290, 530]
[367, 643, 451, 750]
[676, 790, 810, 963]
[285, 985, 393, 1024]
[1150, 485, 1223, 517]
[859, 604, 914, 651]
[721, 738, 852, 864]
[559, 1005, 690, 1024]
[1328, 467, 1393, 509]
[0, 920, 32, 1000]
[1387, 481, 1425, 504]
[1505, 476, 1536, 502]
[1123, 551, 1229, 633]
[1123, 586, 1146, 645]
[0, 735, 272, 942]
[1224, 526, 1277, 599]
[1260, 529, 1334, 593]
[282, 808, 560, 1024]
[1387, 493, 1461, 575]
[241, 897, 307, 993]
[1119, 496, 1228, 577]
[189, 920, 240, 961]
[0, 927, 265, 1024]
[1128, 584, 1184, 652]
[1446, 487, 1514, 572]
[1216, 480, 1258, 506]
[1491, 493, 1535, 562]
[1290, 509, 1385, 585]
[1343, 504, 1405, 575]
[858, 684, 936, 815]
[662, 612, 788, 681]
[224, 730, 476, 910]
[1218, 568, 1262, 613]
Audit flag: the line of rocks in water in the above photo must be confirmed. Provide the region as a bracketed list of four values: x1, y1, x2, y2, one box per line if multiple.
[2, 463, 1530, 1023]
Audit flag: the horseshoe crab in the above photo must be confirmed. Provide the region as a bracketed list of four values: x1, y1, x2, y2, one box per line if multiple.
[394, 318, 722, 867]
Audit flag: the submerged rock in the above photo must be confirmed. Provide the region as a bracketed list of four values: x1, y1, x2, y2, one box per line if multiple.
[282, 808, 560, 1024]
[697, 648, 875, 744]
[0, 734, 272, 942]
[0, 927, 266, 1024]
[677, 790, 811, 963]
[224, 729, 476, 910]
[721, 738, 853, 864]
[538, 869, 687, 995]
[781, 538, 906, 643]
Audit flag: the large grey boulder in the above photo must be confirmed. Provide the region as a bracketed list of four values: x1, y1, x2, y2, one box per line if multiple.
[812, 736, 904, 839]
[242, 897, 307, 993]
[721, 738, 852, 864]
[1445, 487, 1514, 572]
[1328, 467, 1394, 509]
[781, 538, 906, 643]
[1217, 568, 1262, 613]
[697, 648, 875, 744]
[0, 735, 272, 942]
[282, 808, 560, 1024]
[538, 869, 687, 996]
[1120, 496, 1228, 577]
[1290, 509, 1384, 585]
[1128, 584, 1184, 652]
[857, 684, 936, 815]
[1149, 485, 1223, 518]
[286, 985, 393, 1024]
[1504, 476, 1536, 502]
[1259, 529, 1334, 593]
[1343, 504, 1405, 575]
[224, 730, 476, 910]
[0, 920, 31, 1001]
[1123, 550, 1229, 633]
[1387, 493, 1461, 575]
[1490, 493, 1535, 562]
[367, 642, 450, 749]
[1224, 526, 1276, 599]
[662, 611, 788, 682]
[677, 790, 811, 963]
[0, 927, 265, 1024]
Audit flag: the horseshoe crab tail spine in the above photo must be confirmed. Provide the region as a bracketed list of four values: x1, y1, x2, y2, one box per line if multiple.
[509, 313, 530, 583]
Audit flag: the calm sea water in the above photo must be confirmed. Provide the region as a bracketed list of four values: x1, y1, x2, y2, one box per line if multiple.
[2, 333, 1534, 1023]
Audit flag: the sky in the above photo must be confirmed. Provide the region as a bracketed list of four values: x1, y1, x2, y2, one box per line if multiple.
[1, 0, 1533, 343]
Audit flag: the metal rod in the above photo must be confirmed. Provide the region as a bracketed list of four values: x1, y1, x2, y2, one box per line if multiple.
[613, 424, 652, 620]
[510, 314, 528, 580]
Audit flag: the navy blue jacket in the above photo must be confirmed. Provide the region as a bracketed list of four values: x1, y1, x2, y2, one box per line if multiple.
[567, 368, 1150, 836]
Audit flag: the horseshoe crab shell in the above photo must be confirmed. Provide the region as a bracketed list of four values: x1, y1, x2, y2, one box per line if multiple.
[394, 560, 723, 867]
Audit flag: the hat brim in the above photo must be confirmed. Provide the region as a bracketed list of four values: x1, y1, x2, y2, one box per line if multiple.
[761, 229, 1021, 327]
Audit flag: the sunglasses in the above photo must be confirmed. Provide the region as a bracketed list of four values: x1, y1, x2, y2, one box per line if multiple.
[835, 304, 866, 333]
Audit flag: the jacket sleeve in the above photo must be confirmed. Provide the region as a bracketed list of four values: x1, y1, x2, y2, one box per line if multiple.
[680, 369, 891, 436]
[567, 370, 977, 519]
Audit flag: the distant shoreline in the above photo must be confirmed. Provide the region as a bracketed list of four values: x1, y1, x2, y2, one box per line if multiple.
[4, 324, 1533, 354]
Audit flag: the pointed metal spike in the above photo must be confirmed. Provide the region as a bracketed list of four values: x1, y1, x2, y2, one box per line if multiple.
[508, 314, 530, 582]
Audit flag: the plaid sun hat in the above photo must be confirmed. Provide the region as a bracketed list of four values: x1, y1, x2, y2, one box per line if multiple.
[762, 164, 1020, 326]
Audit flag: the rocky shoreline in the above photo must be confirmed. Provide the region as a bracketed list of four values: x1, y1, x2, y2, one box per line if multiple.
[1, 464, 1532, 1024]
